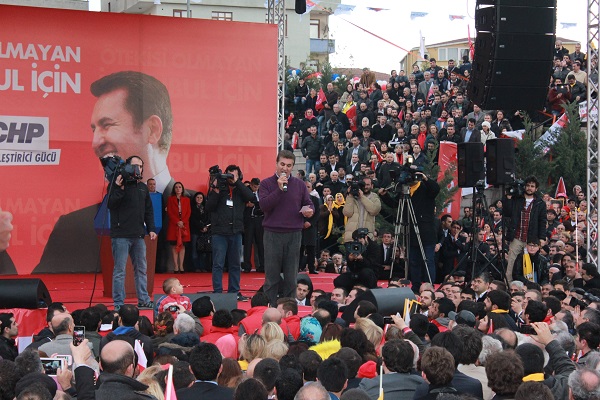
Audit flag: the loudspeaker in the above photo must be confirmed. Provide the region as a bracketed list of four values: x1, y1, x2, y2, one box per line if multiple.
[458, 142, 485, 188]
[469, 0, 556, 110]
[475, 5, 556, 34]
[0, 279, 52, 309]
[340, 287, 416, 324]
[153, 292, 238, 312]
[486, 138, 516, 185]
[469, 80, 549, 110]
[295, 0, 306, 14]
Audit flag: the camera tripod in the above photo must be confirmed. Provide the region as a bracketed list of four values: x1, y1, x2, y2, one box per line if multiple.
[390, 184, 432, 284]
[462, 183, 507, 284]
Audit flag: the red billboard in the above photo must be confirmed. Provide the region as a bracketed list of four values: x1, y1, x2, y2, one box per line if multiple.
[0, 5, 278, 275]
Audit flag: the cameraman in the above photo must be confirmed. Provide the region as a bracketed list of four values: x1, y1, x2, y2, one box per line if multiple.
[333, 228, 381, 291]
[107, 156, 156, 310]
[503, 176, 547, 282]
[343, 176, 381, 242]
[206, 165, 255, 300]
[405, 172, 440, 292]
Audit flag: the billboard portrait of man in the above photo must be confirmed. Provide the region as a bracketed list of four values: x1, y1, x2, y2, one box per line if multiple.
[34, 71, 174, 273]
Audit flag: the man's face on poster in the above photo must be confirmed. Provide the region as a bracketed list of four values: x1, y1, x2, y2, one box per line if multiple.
[91, 88, 156, 179]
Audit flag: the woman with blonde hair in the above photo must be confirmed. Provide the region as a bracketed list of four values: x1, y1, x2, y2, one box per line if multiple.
[354, 317, 384, 354]
[260, 321, 285, 343]
[137, 365, 165, 400]
[264, 340, 289, 361]
[238, 333, 267, 371]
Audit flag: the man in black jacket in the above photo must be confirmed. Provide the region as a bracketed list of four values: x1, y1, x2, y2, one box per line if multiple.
[503, 176, 547, 282]
[74, 338, 154, 400]
[0, 313, 18, 361]
[301, 125, 325, 175]
[178, 343, 234, 400]
[99, 305, 153, 365]
[206, 165, 254, 299]
[107, 156, 156, 310]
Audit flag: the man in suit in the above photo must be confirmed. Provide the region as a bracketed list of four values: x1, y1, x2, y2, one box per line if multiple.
[346, 136, 368, 165]
[377, 231, 394, 280]
[418, 71, 434, 99]
[35, 71, 176, 273]
[347, 153, 361, 176]
[178, 343, 234, 400]
[459, 118, 481, 143]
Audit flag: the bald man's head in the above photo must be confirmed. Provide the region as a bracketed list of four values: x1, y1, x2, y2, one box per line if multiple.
[262, 308, 282, 325]
[51, 313, 73, 336]
[100, 340, 135, 375]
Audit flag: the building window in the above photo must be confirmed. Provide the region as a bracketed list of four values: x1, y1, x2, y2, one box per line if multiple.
[173, 9, 191, 17]
[212, 11, 233, 21]
[310, 19, 320, 39]
[438, 47, 469, 62]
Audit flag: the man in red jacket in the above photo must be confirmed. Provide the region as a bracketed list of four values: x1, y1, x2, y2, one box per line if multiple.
[277, 298, 301, 342]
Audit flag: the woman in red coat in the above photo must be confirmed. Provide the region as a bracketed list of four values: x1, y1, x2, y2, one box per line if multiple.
[167, 182, 191, 273]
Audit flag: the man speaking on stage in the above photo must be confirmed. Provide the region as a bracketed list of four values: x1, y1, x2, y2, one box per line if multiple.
[259, 150, 315, 306]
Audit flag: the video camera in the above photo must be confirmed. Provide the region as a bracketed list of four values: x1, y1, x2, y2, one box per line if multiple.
[348, 179, 366, 197]
[506, 178, 525, 197]
[209, 165, 234, 191]
[100, 155, 142, 184]
[345, 227, 369, 256]
[389, 155, 424, 188]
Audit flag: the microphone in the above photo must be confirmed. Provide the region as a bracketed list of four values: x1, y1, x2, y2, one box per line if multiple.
[282, 173, 288, 192]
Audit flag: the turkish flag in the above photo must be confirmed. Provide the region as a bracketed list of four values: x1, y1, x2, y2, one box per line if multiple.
[345, 104, 357, 131]
[315, 88, 326, 112]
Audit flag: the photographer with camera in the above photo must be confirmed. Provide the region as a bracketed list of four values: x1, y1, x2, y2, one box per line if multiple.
[333, 228, 382, 291]
[107, 156, 157, 310]
[343, 176, 381, 243]
[548, 77, 572, 117]
[206, 165, 255, 300]
[503, 176, 547, 282]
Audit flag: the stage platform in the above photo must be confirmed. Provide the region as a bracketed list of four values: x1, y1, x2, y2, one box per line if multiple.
[0, 271, 338, 313]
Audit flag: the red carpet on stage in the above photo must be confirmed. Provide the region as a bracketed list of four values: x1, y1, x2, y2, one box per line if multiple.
[0, 272, 338, 311]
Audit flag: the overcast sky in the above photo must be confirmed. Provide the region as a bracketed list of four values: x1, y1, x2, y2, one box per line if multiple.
[326, 0, 588, 73]
[90, 0, 588, 74]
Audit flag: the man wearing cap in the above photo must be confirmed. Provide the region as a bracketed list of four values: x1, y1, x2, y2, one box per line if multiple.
[503, 176, 547, 282]
[513, 240, 549, 284]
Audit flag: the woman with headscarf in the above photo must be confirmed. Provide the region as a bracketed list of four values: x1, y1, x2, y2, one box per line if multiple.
[319, 195, 342, 253]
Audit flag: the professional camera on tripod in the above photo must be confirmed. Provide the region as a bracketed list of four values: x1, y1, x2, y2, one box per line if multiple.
[386, 156, 424, 194]
[209, 165, 234, 191]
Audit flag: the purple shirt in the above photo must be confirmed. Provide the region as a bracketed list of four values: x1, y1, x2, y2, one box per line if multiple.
[259, 174, 314, 233]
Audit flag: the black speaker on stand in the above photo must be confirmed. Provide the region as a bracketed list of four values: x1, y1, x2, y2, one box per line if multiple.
[295, 0, 306, 14]
[468, 0, 556, 110]
[486, 138, 516, 185]
[458, 142, 485, 188]
[0, 279, 52, 309]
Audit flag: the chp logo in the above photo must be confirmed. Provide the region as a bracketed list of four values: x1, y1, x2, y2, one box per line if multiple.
[0, 115, 61, 165]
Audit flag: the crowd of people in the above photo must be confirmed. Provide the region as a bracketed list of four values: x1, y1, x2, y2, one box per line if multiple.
[2, 262, 600, 400]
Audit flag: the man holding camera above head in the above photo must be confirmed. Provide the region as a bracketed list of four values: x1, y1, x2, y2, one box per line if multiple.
[108, 156, 157, 311]
[503, 176, 547, 282]
[333, 228, 382, 291]
[343, 176, 381, 243]
[206, 165, 255, 301]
